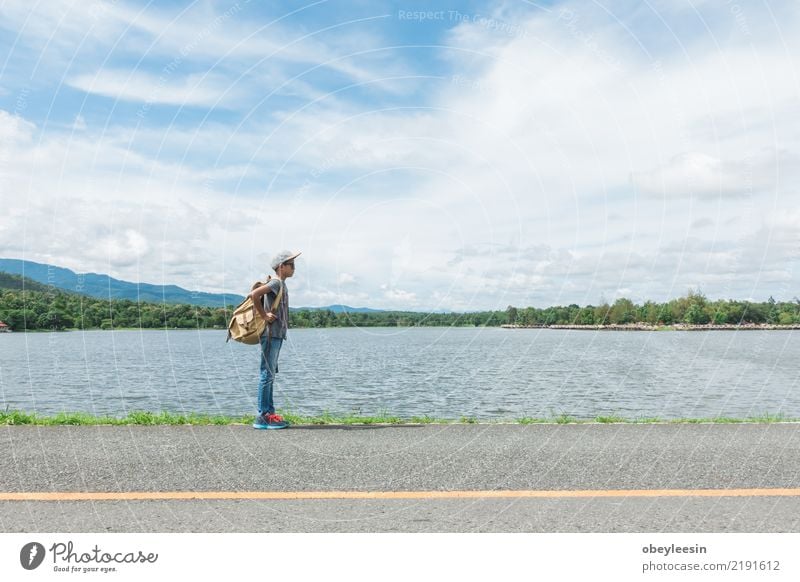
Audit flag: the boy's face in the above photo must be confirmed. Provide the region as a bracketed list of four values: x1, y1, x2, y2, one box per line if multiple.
[280, 261, 296, 278]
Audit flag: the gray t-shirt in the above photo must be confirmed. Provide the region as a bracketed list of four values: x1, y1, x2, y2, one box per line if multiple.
[262, 278, 289, 339]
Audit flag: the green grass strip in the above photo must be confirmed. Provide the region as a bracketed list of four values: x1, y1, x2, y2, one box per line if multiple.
[1, 410, 798, 426]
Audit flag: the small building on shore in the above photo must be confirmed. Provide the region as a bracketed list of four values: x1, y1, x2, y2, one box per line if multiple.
[0, 321, 10, 332]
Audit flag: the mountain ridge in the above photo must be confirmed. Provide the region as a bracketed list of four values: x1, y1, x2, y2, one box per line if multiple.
[0, 258, 389, 312]
[0, 258, 244, 307]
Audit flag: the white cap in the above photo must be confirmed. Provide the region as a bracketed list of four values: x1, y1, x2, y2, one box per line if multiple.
[270, 250, 301, 270]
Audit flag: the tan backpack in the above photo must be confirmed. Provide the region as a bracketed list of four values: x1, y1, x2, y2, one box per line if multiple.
[226, 277, 283, 345]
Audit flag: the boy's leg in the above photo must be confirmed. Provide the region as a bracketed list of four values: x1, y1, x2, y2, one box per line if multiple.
[257, 336, 283, 414]
[256, 335, 273, 414]
[265, 337, 283, 413]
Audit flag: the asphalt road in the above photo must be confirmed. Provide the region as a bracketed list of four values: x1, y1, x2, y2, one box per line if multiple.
[1, 424, 799, 532]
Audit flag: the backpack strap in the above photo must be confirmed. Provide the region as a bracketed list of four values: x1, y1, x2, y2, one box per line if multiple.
[270, 280, 284, 312]
[263, 277, 284, 343]
[260, 276, 283, 313]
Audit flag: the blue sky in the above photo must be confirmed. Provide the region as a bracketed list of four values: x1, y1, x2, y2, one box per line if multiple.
[1, 0, 798, 311]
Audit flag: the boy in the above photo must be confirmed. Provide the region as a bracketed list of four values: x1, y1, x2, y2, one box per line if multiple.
[249, 250, 301, 429]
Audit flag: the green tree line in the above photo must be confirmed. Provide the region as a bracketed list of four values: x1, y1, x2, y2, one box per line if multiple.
[0, 287, 505, 331]
[0, 277, 505, 331]
[505, 291, 800, 326]
[0, 287, 229, 331]
[0, 273, 797, 331]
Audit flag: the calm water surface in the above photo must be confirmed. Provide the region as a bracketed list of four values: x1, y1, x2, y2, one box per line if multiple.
[0, 327, 798, 419]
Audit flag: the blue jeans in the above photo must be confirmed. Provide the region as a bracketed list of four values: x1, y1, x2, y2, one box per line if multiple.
[257, 334, 283, 414]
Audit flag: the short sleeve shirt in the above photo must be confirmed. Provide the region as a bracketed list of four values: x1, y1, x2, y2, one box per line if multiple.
[262, 278, 289, 339]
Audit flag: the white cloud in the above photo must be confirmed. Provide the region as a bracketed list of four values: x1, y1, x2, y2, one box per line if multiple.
[630, 152, 765, 199]
[337, 272, 356, 286]
[0, 110, 34, 144]
[691, 217, 714, 229]
[72, 115, 87, 131]
[381, 286, 417, 304]
[67, 70, 242, 108]
[2, 1, 799, 309]
[0, 0, 405, 98]
[93, 229, 150, 268]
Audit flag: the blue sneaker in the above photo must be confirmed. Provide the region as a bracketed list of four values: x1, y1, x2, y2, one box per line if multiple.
[253, 413, 289, 429]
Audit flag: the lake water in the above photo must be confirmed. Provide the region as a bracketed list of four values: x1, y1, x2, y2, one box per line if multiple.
[0, 328, 798, 419]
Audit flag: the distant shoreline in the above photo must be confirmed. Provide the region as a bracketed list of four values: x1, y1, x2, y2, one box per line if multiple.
[3, 323, 800, 333]
[502, 323, 800, 331]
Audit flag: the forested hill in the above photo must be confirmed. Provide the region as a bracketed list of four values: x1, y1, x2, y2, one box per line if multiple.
[0, 258, 244, 307]
[0, 272, 54, 293]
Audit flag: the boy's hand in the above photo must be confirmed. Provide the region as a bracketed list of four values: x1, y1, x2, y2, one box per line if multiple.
[264, 312, 277, 323]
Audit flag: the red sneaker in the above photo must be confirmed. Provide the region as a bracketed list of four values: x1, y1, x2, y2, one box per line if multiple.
[253, 413, 288, 429]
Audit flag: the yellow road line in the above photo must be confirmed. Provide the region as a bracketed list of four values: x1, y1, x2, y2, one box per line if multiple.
[2, 488, 800, 501]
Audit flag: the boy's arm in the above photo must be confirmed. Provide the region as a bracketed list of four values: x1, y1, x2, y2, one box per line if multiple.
[248, 284, 277, 322]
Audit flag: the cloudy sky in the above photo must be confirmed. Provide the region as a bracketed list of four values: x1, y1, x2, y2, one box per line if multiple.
[0, 0, 797, 311]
